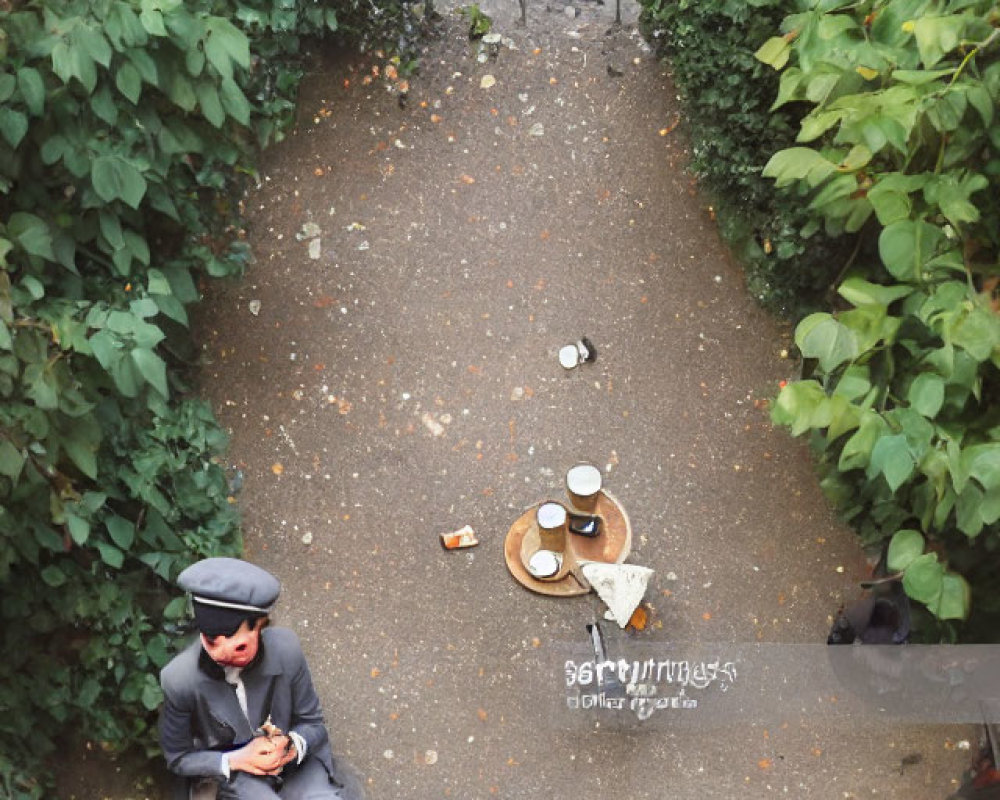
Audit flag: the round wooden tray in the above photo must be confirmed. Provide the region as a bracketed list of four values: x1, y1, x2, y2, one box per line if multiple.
[504, 491, 632, 597]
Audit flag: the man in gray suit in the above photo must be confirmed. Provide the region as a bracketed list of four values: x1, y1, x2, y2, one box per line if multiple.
[159, 557, 356, 800]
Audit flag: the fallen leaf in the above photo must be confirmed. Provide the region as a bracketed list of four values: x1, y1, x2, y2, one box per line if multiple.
[702, 612, 712, 621]
[477, 708, 488, 722]
[627, 606, 648, 630]
[271, 463, 284, 475]
[460, 174, 476, 184]
[758, 759, 773, 770]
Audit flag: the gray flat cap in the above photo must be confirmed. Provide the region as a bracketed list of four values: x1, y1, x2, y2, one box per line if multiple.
[178, 557, 281, 614]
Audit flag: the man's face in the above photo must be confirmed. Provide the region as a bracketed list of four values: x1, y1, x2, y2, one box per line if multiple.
[200, 617, 265, 668]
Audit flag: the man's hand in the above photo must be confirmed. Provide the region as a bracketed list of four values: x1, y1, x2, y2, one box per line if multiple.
[229, 735, 298, 776]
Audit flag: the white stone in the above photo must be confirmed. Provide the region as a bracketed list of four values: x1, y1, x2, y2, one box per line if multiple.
[581, 562, 654, 628]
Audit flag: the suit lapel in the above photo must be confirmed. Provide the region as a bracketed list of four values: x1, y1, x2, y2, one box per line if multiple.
[243, 634, 281, 729]
[198, 670, 256, 742]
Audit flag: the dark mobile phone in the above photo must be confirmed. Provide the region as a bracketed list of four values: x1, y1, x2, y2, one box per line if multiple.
[569, 514, 601, 537]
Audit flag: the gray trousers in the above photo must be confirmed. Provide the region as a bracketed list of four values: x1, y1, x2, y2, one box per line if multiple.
[215, 757, 343, 800]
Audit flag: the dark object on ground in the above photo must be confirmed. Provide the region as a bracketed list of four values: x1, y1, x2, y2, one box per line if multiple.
[607, 65, 624, 78]
[949, 721, 1000, 799]
[828, 573, 910, 645]
[577, 337, 597, 363]
[570, 514, 601, 537]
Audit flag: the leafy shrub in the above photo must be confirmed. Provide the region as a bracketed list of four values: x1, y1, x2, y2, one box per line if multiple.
[0, 0, 422, 796]
[637, 0, 852, 317]
[761, 0, 1000, 639]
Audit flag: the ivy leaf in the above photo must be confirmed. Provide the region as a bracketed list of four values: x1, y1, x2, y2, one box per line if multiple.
[7, 212, 53, 260]
[163, 596, 188, 620]
[139, 4, 167, 37]
[195, 82, 225, 128]
[839, 413, 886, 471]
[141, 680, 163, 711]
[62, 428, 99, 479]
[912, 15, 966, 68]
[839, 144, 872, 172]
[89, 85, 119, 126]
[115, 62, 142, 104]
[981, 486, 1000, 526]
[146, 268, 172, 295]
[926, 572, 970, 620]
[219, 78, 250, 126]
[925, 172, 988, 227]
[795, 312, 859, 372]
[41, 565, 67, 587]
[886, 529, 924, 572]
[770, 380, 832, 437]
[966, 84, 993, 126]
[901, 552, 944, 604]
[956, 482, 984, 537]
[88, 329, 121, 370]
[868, 433, 914, 492]
[91, 156, 148, 209]
[74, 25, 112, 68]
[948, 305, 1000, 362]
[755, 36, 791, 70]
[99, 210, 125, 250]
[203, 18, 250, 80]
[878, 219, 943, 281]
[0, 439, 24, 479]
[16, 67, 45, 116]
[961, 444, 1000, 491]
[0, 75, 14, 104]
[131, 347, 168, 397]
[23, 363, 59, 409]
[867, 184, 911, 225]
[0, 108, 29, 148]
[51, 40, 97, 94]
[762, 147, 837, 188]
[838, 277, 912, 308]
[65, 512, 91, 545]
[907, 372, 945, 418]
[96, 541, 124, 568]
[105, 515, 135, 550]
[832, 364, 872, 402]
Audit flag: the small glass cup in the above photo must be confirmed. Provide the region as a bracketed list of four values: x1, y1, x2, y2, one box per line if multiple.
[536, 501, 568, 553]
[565, 463, 602, 513]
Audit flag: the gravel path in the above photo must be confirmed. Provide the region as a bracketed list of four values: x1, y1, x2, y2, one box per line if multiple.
[179, 3, 977, 798]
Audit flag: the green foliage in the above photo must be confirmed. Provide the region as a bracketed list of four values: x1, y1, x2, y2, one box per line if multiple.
[762, 0, 1000, 638]
[458, 4, 493, 39]
[637, 0, 853, 317]
[0, 0, 423, 796]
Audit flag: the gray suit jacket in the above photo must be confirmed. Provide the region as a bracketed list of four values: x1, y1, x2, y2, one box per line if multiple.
[159, 626, 336, 782]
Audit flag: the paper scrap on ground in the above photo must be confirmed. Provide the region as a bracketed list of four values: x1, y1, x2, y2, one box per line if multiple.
[581, 562, 654, 628]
